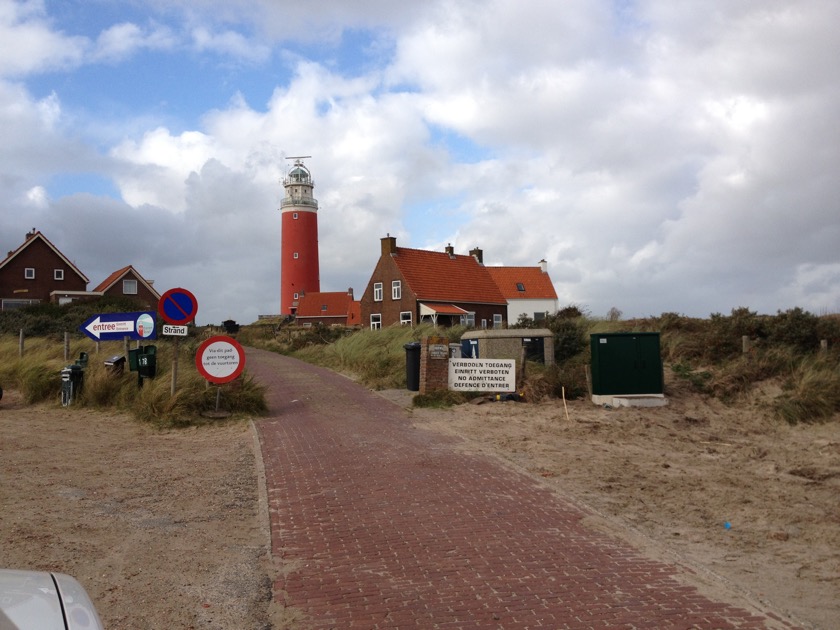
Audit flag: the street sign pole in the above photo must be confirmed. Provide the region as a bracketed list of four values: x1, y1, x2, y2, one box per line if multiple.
[170, 336, 179, 396]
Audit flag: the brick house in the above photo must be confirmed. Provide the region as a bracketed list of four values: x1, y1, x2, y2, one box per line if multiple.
[360, 236, 508, 329]
[92, 265, 161, 311]
[0, 229, 89, 309]
[486, 262, 559, 324]
[295, 289, 361, 327]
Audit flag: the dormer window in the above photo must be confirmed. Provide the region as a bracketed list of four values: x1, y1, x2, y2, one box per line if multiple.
[516, 282, 525, 292]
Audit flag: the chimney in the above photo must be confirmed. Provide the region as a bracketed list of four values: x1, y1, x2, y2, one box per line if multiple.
[539, 259, 548, 273]
[469, 247, 484, 265]
[26, 228, 36, 240]
[444, 243, 455, 257]
[347, 287, 354, 299]
[381, 235, 397, 256]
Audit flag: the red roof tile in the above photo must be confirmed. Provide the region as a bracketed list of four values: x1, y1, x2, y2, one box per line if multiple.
[392, 248, 507, 305]
[486, 266, 558, 300]
[297, 291, 357, 318]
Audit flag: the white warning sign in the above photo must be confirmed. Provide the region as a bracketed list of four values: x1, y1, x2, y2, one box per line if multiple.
[448, 359, 516, 392]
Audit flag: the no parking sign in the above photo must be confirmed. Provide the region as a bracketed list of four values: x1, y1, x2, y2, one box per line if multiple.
[158, 288, 198, 325]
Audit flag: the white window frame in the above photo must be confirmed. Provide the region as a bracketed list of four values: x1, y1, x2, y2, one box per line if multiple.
[493, 313, 503, 329]
[293, 212, 299, 219]
[24, 267, 35, 279]
[293, 292, 300, 300]
[400, 311, 412, 326]
[54, 269, 64, 280]
[123, 279, 138, 295]
[481, 319, 488, 329]
[370, 313, 382, 330]
[373, 282, 383, 302]
[293, 252, 299, 259]
[460, 312, 476, 327]
[392, 280, 401, 300]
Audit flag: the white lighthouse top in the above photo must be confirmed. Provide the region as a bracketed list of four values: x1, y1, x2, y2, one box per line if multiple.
[281, 158, 318, 210]
[284, 159, 314, 187]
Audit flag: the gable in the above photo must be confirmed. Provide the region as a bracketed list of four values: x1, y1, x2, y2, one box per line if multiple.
[0, 232, 89, 283]
[93, 265, 158, 297]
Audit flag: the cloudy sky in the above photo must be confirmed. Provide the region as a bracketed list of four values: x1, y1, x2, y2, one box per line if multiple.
[1, 0, 838, 325]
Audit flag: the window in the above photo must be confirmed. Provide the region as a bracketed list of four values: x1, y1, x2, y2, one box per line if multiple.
[373, 282, 383, 302]
[400, 311, 412, 326]
[293, 292, 300, 300]
[516, 282, 526, 292]
[24, 268, 35, 279]
[321, 304, 328, 311]
[493, 313, 503, 329]
[392, 280, 401, 300]
[534, 311, 546, 322]
[293, 212, 299, 219]
[123, 279, 137, 294]
[481, 319, 488, 329]
[293, 252, 299, 259]
[460, 312, 476, 327]
[54, 269, 64, 281]
[370, 314, 382, 330]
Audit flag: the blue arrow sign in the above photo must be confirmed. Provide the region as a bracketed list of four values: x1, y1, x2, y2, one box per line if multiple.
[80, 311, 157, 341]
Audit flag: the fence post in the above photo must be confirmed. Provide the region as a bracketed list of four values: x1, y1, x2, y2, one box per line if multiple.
[820, 339, 828, 353]
[64, 332, 70, 361]
[742, 335, 750, 353]
[19, 329, 24, 357]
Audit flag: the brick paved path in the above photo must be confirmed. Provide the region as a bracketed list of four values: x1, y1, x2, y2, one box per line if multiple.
[249, 348, 795, 629]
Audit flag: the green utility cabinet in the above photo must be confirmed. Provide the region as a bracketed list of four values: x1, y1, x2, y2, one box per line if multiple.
[590, 332, 663, 396]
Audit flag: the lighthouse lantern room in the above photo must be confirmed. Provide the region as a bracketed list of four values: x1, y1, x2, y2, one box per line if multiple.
[280, 158, 320, 315]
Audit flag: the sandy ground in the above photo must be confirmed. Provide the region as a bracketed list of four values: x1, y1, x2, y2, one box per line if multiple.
[0, 388, 279, 630]
[2, 377, 838, 629]
[405, 380, 840, 630]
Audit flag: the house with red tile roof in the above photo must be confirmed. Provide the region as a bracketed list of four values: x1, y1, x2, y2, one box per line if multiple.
[486, 262, 559, 324]
[92, 265, 161, 311]
[295, 289, 361, 327]
[0, 229, 89, 309]
[360, 236, 508, 329]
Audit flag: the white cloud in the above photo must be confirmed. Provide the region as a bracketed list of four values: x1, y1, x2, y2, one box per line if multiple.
[0, 0, 86, 76]
[1, 0, 839, 324]
[91, 22, 177, 63]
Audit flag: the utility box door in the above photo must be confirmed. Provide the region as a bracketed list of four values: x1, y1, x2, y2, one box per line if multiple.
[590, 333, 663, 395]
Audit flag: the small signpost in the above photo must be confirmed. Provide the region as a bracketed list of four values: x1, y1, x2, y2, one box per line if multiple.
[80, 311, 157, 342]
[195, 335, 245, 384]
[196, 335, 246, 415]
[158, 288, 199, 395]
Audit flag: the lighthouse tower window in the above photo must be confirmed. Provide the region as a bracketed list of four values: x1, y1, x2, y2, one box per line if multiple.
[293, 212, 299, 219]
[294, 252, 299, 259]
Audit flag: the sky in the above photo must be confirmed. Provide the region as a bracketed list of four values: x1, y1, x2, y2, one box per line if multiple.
[1, 0, 838, 326]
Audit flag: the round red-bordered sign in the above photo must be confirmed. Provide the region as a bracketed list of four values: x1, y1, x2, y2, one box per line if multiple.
[158, 287, 198, 325]
[195, 335, 245, 384]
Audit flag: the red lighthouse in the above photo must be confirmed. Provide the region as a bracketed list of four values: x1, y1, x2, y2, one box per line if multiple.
[280, 158, 320, 315]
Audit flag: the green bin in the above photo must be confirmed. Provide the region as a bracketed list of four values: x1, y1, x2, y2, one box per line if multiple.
[138, 353, 157, 378]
